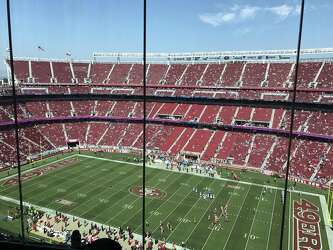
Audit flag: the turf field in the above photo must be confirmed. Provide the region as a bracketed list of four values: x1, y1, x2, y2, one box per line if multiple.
[0, 152, 331, 250]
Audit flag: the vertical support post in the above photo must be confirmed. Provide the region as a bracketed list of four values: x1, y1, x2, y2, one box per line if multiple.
[142, 0, 147, 247]
[279, 0, 305, 249]
[6, 0, 26, 240]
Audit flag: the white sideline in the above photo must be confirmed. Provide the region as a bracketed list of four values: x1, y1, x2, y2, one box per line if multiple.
[288, 192, 291, 250]
[77, 154, 141, 166]
[320, 195, 333, 250]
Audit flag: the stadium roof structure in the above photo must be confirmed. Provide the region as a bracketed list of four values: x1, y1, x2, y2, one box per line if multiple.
[6, 48, 333, 64]
[91, 48, 333, 63]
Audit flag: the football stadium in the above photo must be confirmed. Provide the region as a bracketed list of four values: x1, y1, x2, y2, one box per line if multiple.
[0, 0, 332, 250]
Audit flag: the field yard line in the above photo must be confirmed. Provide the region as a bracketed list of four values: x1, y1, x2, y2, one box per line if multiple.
[0, 154, 77, 181]
[266, 189, 277, 250]
[104, 170, 169, 225]
[198, 182, 239, 249]
[244, 188, 264, 250]
[288, 192, 292, 250]
[320, 195, 333, 250]
[165, 179, 217, 241]
[221, 184, 252, 250]
[127, 174, 193, 232]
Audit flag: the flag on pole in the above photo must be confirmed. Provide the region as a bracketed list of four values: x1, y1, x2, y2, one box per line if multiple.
[66, 52, 72, 56]
[37, 46, 45, 52]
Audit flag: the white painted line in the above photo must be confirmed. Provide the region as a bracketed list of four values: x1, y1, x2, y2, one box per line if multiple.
[245, 189, 264, 249]
[320, 195, 333, 250]
[266, 189, 277, 250]
[288, 192, 292, 250]
[77, 154, 141, 166]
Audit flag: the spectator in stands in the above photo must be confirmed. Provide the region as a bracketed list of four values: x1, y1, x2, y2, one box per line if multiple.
[82, 238, 122, 250]
[71, 230, 82, 249]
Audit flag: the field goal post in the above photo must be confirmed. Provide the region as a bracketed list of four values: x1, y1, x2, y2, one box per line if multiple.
[327, 180, 333, 224]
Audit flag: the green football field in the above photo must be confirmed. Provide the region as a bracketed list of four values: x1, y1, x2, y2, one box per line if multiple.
[0, 152, 331, 250]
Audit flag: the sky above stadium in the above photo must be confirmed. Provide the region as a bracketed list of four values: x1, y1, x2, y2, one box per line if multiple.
[0, 0, 333, 77]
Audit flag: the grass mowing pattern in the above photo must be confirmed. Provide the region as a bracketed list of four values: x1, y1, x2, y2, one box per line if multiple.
[0, 153, 330, 250]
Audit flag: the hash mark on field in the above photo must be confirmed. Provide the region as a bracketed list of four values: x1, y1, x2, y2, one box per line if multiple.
[99, 198, 109, 203]
[228, 192, 240, 196]
[57, 188, 66, 193]
[123, 204, 133, 209]
[150, 211, 161, 216]
[77, 193, 87, 197]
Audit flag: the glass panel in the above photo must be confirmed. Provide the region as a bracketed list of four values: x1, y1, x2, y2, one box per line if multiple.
[0, 0, 332, 250]
[0, 0, 26, 240]
[144, 1, 307, 249]
[288, 2, 333, 250]
[0, 0, 144, 248]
